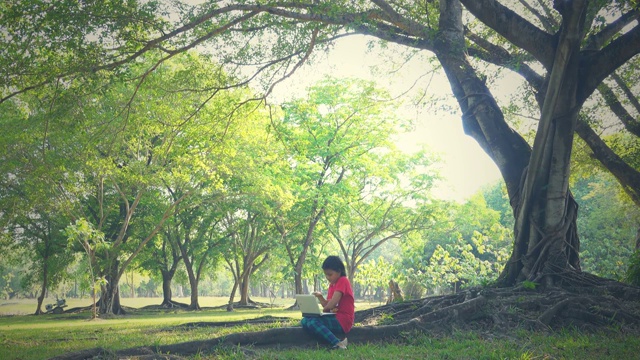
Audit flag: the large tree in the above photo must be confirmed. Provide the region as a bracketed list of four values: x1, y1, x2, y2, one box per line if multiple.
[454, 0, 640, 285]
[4, 1, 639, 287]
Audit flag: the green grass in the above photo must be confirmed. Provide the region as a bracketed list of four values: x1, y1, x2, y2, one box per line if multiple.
[254, 330, 640, 360]
[1, 297, 639, 359]
[0, 297, 300, 360]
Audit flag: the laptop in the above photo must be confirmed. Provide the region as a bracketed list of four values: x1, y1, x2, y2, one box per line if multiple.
[296, 294, 336, 317]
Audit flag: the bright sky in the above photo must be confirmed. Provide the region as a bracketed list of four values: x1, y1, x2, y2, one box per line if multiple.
[269, 35, 503, 202]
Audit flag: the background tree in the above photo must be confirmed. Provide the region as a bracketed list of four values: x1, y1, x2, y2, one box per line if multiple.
[125, 52, 272, 311]
[223, 209, 274, 308]
[64, 219, 106, 320]
[0, 81, 82, 314]
[137, 214, 185, 308]
[272, 77, 412, 294]
[572, 172, 640, 280]
[400, 195, 511, 295]
[323, 149, 439, 284]
[40, 53, 246, 314]
[61, 61, 196, 314]
[353, 256, 394, 301]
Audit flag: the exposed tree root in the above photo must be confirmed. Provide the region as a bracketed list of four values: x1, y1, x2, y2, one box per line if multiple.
[49, 278, 640, 360]
[139, 300, 189, 310]
[172, 315, 294, 329]
[209, 300, 277, 311]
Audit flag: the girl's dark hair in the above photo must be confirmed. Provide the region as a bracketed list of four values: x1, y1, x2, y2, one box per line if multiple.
[322, 256, 347, 277]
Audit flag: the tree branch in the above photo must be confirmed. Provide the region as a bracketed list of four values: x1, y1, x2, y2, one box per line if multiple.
[459, 0, 556, 68]
[612, 72, 640, 115]
[517, 0, 557, 32]
[575, 119, 640, 207]
[596, 82, 640, 137]
[465, 30, 544, 91]
[584, 9, 640, 50]
[581, 23, 640, 103]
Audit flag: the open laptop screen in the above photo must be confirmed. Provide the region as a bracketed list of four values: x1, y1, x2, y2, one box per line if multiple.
[296, 294, 335, 317]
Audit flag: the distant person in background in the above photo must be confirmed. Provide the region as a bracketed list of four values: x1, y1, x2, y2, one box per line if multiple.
[301, 255, 354, 350]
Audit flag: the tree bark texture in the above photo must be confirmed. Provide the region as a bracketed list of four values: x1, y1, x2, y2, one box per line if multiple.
[447, 0, 597, 286]
[160, 270, 174, 307]
[99, 260, 124, 315]
[35, 258, 48, 315]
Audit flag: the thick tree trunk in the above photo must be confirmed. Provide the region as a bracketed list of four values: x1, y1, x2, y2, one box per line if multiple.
[436, 0, 586, 287]
[184, 254, 201, 310]
[500, 1, 586, 287]
[100, 281, 123, 315]
[238, 255, 262, 306]
[188, 280, 200, 310]
[238, 272, 251, 306]
[160, 269, 174, 307]
[99, 262, 124, 315]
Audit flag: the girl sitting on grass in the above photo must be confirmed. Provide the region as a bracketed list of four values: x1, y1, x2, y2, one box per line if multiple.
[301, 255, 354, 350]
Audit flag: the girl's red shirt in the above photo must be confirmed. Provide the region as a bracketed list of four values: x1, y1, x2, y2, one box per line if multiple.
[327, 276, 355, 333]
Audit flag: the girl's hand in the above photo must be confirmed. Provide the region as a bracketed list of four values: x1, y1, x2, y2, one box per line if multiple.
[323, 290, 342, 313]
[312, 291, 327, 307]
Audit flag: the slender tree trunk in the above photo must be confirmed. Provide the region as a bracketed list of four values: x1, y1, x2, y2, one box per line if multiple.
[130, 271, 134, 298]
[177, 230, 201, 310]
[92, 283, 97, 319]
[293, 263, 304, 296]
[293, 203, 325, 295]
[227, 281, 238, 311]
[35, 256, 48, 315]
[183, 256, 200, 310]
[347, 262, 357, 285]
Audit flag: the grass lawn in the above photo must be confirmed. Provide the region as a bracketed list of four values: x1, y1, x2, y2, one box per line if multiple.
[1, 297, 639, 359]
